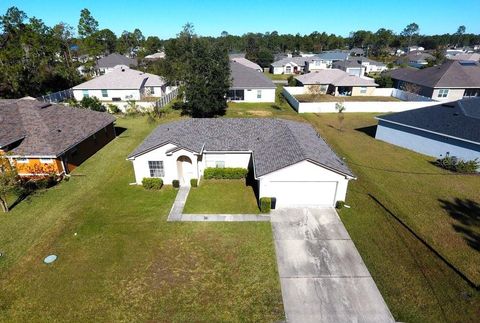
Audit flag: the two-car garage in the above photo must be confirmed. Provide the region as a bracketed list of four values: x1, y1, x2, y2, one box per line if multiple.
[257, 160, 351, 208]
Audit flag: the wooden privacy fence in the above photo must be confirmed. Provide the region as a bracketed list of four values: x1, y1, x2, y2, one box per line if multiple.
[155, 88, 179, 108]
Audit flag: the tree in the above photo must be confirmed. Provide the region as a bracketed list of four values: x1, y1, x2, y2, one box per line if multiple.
[455, 25, 466, 47]
[401, 23, 419, 46]
[255, 48, 273, 68]
[221, 30, 229, 37]
[0, 155, 22, 212]
[77, 8, 98, 38]
[144, 36, 162, 54]
[245, 35, 259, 62]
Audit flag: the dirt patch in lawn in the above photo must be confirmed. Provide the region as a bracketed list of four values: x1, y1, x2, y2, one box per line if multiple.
[247, 110, 273, 116]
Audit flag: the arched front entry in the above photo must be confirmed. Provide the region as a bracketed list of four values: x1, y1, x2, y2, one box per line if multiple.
[176, 156, 194, 186]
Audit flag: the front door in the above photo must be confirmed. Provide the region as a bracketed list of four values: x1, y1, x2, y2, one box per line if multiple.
[176, 156, 193, 186]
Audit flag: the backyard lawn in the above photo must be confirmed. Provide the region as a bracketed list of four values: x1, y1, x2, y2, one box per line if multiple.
[295, 94, 401, 102]
[0, 116, 284, 322]
[304, 113, 480, 323]
[263, 71, 291, 81]
[183, 179, 260, 214]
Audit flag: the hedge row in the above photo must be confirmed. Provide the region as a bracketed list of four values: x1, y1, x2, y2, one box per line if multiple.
[203, 167, 248, 179]
[142, 178, 163, 190]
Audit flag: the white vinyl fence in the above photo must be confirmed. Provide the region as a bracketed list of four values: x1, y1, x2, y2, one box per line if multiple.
[155, 87, 179, 108]
[282, 87, 445, 113]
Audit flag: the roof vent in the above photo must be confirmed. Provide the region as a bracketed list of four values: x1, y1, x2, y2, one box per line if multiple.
[57, 129, 62, 133]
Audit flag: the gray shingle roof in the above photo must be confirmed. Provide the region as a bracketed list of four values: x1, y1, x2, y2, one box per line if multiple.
[376, 98, 480, 143]
[128, 118, 354, 177]
[316, 51, 350, 61]
[0, 98, 115, 156]
[270, 56, 313, 67]
[96, 53, 137, 68]
[390, 60, 480, 88]
[295, 69, 378, 87]
[230, 61, 275, 89]
[230, 57, 262, 71]
[73, 66, 166, 90]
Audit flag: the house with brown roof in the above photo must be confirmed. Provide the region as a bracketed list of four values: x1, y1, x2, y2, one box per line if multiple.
[0, 98, 116, 176]
[390, 60, 480, 101]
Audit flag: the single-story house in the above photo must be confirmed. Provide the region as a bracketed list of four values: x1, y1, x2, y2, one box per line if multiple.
[305, 51, 351, 73]
[396, 51, 434, 68]
[390, 60, 480, 100]
[332, 60, 366, 77]
[96, 53, 138, 75]
[230, 57, 263, 72]
[295, 69, 378, 96]
[358, 57, 388, 73]
[0, 98, 116, 176]
[228, 61, 276, 102]
[448, 53, 480, 62]
[269, 56, 312, 74]
[375, 98, 480, 161]
[350, 48, 365, 57]
[73, 66, 173, 102]
[127, 118, 355, 207]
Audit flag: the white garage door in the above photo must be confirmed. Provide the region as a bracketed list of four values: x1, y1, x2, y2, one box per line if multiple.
[270, 181, 338, 207]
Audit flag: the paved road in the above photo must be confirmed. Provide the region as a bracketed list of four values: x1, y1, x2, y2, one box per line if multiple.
[271, 208, 395, 323]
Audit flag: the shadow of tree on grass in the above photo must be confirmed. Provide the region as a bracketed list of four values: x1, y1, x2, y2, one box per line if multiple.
[439, 198, 480, 252]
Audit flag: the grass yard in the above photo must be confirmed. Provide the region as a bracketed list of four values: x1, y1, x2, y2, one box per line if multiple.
[183, 179, 260, 214]
[0, 116, 283, 322]
[304, 113, 480, 322]
[263, 71, 291, 80]
[295, 94, 401, 102]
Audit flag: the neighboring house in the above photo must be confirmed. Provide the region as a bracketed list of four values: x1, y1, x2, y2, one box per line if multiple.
[295, 69, 378, 96]
[96, 53, 138, 75]
[358, 57, 388, 73]
[230, 57, 263, 72]
[228, 61, 276, 102]
[144, 52, 166, 60]
[350, 47, 365, 56]
[390, 60, 480, 100]
[72, 66, 171, 102]
[0, 98, 115, 176]
[305, 51, 351, 73]
[269, 56, 312, 74]
[127, 118, 355, 207]
[375, 98, 480, 161]
[397, 51, 434, 68]
[332, 60, 366, 77]
[407, 46, 425, 52]
[448, 53, 480, 62]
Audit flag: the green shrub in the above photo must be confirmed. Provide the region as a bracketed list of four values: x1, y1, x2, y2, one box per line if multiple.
[142, 178, 163, 190]
[436, 155, 479, 174]
[203, 167, 248, 179]
[107, 104, 121, 114]
[260, 197, 271, 214]
[190, 178, 198, 187]
[335, 201, 345, 209]
[172, 180, 180, 188]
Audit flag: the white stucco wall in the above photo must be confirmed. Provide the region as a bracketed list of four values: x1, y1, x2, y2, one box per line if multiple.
[73, 89, 141, 102]
[230, 88, 276, 103]
[375, 123, 480, 161]
[258, 160, 350, 207]
[131, 143, 200, 185]
[203, 152, 251, 169]
[431, 88, 465, 101]
[271, 66, 285, 74]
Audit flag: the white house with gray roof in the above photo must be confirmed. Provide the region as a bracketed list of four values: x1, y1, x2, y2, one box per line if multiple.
[228, 61, 276, 102]
[128, 118, 355, 207]
[72, 66, 174, 103]
[96, 53, 138, 75]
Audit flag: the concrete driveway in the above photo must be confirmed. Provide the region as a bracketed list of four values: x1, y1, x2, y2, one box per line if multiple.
[271, 208, 395, 323]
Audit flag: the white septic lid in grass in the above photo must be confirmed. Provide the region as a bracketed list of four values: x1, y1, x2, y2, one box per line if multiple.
[43, 255, 57, 264]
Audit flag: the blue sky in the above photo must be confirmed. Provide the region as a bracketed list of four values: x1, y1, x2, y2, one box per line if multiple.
[2, 0, 480, 38]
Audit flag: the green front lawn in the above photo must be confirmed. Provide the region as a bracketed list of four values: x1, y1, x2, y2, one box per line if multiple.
[304, 113, 480, 322]
[295, 94, 401, 102]
[263, 71, 291, 80]
[0, 116, 283, 322]
[184, 179, 260, 214]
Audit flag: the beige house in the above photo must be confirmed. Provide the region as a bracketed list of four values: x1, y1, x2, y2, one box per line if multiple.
[295, 69, 378, 96]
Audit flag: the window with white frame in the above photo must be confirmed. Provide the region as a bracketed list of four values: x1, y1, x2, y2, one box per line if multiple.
[215, 161, 225, 168]
[82, 90, 89, 98]
[437, 89, 449, 98]
[16, 158, 28, 164]
[257, 90, 262, 99]
[148, 161, 164, 177]
[285, 65, 292, 73]
[101, 89, 108, 97]
[360, 87, 367, 94]
[40, 158, 53, 164]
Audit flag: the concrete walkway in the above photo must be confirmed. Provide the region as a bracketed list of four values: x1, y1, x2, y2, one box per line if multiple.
[167, 186, 190, 221]
[271, 208, 395, 323]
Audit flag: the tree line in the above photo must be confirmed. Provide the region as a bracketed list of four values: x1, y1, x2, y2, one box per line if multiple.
[1, 6, 480, 99]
